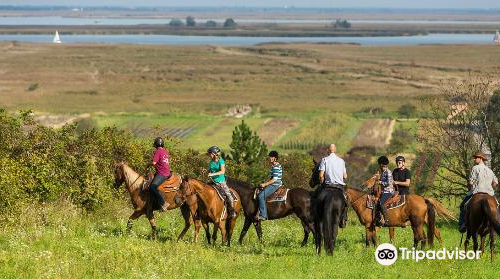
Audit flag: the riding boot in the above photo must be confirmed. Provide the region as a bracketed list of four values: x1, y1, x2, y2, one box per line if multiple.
[226, 199, 236, 218]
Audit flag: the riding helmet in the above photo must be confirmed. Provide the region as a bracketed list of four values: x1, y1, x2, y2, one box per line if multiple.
[395, 155, 405, 163]
[377, 155, 389, 165]
[268, 150, 279, 159]
[207, 146, 221, 154]
[153, 137, 164, 148]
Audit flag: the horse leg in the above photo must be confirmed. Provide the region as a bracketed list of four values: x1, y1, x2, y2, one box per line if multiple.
[227, 218, 237, 247]
[238, 217, 253, 245]
[146, 210, 157, 240]
[202, 221, 211, 244]
[365, 227, 371, 247]
[300, 219, 310, 247]
[464, 231, 471, 252]
[126, 210, 143, 234]
[254, 221, 263, 243]
[480, 235, 486, 255]
[472, 232, 479, 252]
[490, 227, 495, 262]
[218, 221, 227, 246]
[389, 227, 395, 243]
[194, 218, 201, 243]
[212, 223, 219, 245]
[177, 204, 191, 242]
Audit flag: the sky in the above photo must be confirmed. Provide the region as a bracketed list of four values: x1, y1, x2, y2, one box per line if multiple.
[2, 0, 500, 9]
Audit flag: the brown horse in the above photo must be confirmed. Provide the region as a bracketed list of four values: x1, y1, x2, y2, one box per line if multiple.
[174, 177, 242, 246]
[463, 193, 500, 262]
[113, 163, 200, 240]
[346, 186, 454, 247]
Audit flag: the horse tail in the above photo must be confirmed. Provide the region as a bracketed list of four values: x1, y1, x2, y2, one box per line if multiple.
[425, 199, 436, 247]
[424, 197, 457, 222]
[481, 199, 500, 235]
[323, 192, 334, 255]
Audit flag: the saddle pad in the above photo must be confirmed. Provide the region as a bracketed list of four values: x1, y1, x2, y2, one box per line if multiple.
[254, 187, 289, 203]
[367, 194, 406, 210]
[211, 184, 239, 203]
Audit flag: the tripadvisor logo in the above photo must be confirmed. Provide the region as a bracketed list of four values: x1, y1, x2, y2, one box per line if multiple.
[375, 243, 481, 265]
[375, 243, 398, 265]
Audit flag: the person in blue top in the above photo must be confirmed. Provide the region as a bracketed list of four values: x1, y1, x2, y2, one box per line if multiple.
[256, 151, 283, 221]
[207, 146, 235, 217]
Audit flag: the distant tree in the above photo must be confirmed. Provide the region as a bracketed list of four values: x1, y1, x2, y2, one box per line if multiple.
[398, 103, 417, 119]
[205, 20, 217, 28]
[169, 18, 184, 27]
[228, 120, 268, 184]
[223, 18, 237, 28]
[332, 19, 351, 29]
[229, 120, 267, 164]
[186, 16, 196, 27]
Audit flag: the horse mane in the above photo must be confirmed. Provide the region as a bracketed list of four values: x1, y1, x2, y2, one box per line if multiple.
[227, 177, 256, 190]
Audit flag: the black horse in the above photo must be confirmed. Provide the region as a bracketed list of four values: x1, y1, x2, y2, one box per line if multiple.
[226, 177, 315, 246]
[310, 163, 346, 255]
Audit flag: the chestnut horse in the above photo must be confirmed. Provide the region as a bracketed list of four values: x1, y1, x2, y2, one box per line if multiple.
[113, 163, 200, 240]
[347, 173, 457, 248]
[463, 193, 500, 262]
[174, 177, 242, 246]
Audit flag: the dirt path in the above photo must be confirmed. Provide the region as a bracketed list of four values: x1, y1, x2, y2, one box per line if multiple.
[352, 118, 395, 149]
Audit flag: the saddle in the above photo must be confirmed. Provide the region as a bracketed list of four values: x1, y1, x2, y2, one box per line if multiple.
[142, 172, 182, 193]
[367, 192, 406, 210]
[254, 187, 289, 203]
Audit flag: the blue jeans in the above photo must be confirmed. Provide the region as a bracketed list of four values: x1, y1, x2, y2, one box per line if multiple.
[258, 184, 280, 219]
[151, 174, 168, 207]
[379, 192, 394, 220]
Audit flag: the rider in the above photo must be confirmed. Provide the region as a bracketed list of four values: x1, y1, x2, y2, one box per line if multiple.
[256, 151, 283, 221]
[150, 137, 171, 212]
[318, 144, 348, 228]
[207, 146, 236, 218]
[458, 151, 498, 233]
[393, 155, 411, 195]
[375, 155, 394, 226]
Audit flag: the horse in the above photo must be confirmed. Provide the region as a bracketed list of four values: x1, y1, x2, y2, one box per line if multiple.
[312, 185, 345, 255]
[174, 177, 242, 246]
[463, 193, 500, 262]
[113, 162, 200, 240]
[310, 164, 452, 248]
[226, 177, 315, 246]
[346, 186, 453, 247]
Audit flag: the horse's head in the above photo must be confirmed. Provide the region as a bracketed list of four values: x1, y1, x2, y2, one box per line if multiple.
[113, 162, 126, 189]
[363, 172, 380, 190]
[309, 160, 321, 188]
[174, 177, 194, 206]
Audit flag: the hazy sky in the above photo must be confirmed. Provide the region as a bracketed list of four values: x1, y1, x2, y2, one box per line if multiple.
[3, 0, 500, 9]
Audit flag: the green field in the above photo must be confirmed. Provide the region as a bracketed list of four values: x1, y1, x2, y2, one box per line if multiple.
[0, 199, 498, 279]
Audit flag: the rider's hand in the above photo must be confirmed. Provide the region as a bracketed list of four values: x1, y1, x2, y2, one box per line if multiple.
[208, 173, 213, 177]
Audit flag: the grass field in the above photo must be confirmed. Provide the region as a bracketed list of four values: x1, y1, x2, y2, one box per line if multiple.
[1, 199, 498, 279]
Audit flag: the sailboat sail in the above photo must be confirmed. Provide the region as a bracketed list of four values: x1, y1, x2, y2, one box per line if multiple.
[495, 30, 500, 44]
[53, 30, 61, 44]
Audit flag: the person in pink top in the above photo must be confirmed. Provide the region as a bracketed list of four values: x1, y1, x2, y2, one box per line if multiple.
[150, 137, 171, 212]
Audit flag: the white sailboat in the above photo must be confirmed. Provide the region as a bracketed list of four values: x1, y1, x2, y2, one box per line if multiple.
[53, 30, 61, 44]
[495, 30, 500, 45]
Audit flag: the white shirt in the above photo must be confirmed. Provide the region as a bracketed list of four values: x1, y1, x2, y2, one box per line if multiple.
[319, 153, 346, 186]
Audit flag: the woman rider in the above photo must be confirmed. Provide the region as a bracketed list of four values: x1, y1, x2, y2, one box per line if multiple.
[256, 151, 283, 221]
[207, 146, 236, 218]
[393, 155, 411, 195]
[150, 137, 171, 212]
[375, 155, 394, 226]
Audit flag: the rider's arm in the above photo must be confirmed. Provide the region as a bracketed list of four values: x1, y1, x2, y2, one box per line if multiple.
[209, 163, 225, 177]
[261, 178, 276, 188]
[492, 176, 499, 189]
[396, 179, 411, 187]
[319, 170, 325, 184]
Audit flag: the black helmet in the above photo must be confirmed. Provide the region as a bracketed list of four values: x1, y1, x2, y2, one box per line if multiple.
[153, 137, 164, 148]
[395, 155, 405, 163]
[207, 146, 221, 154]
[377, 156, 389, 165]
[268, 150, 279, 159]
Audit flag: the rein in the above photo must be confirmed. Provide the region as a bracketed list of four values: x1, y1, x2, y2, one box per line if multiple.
[349, 189, 368, 206]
